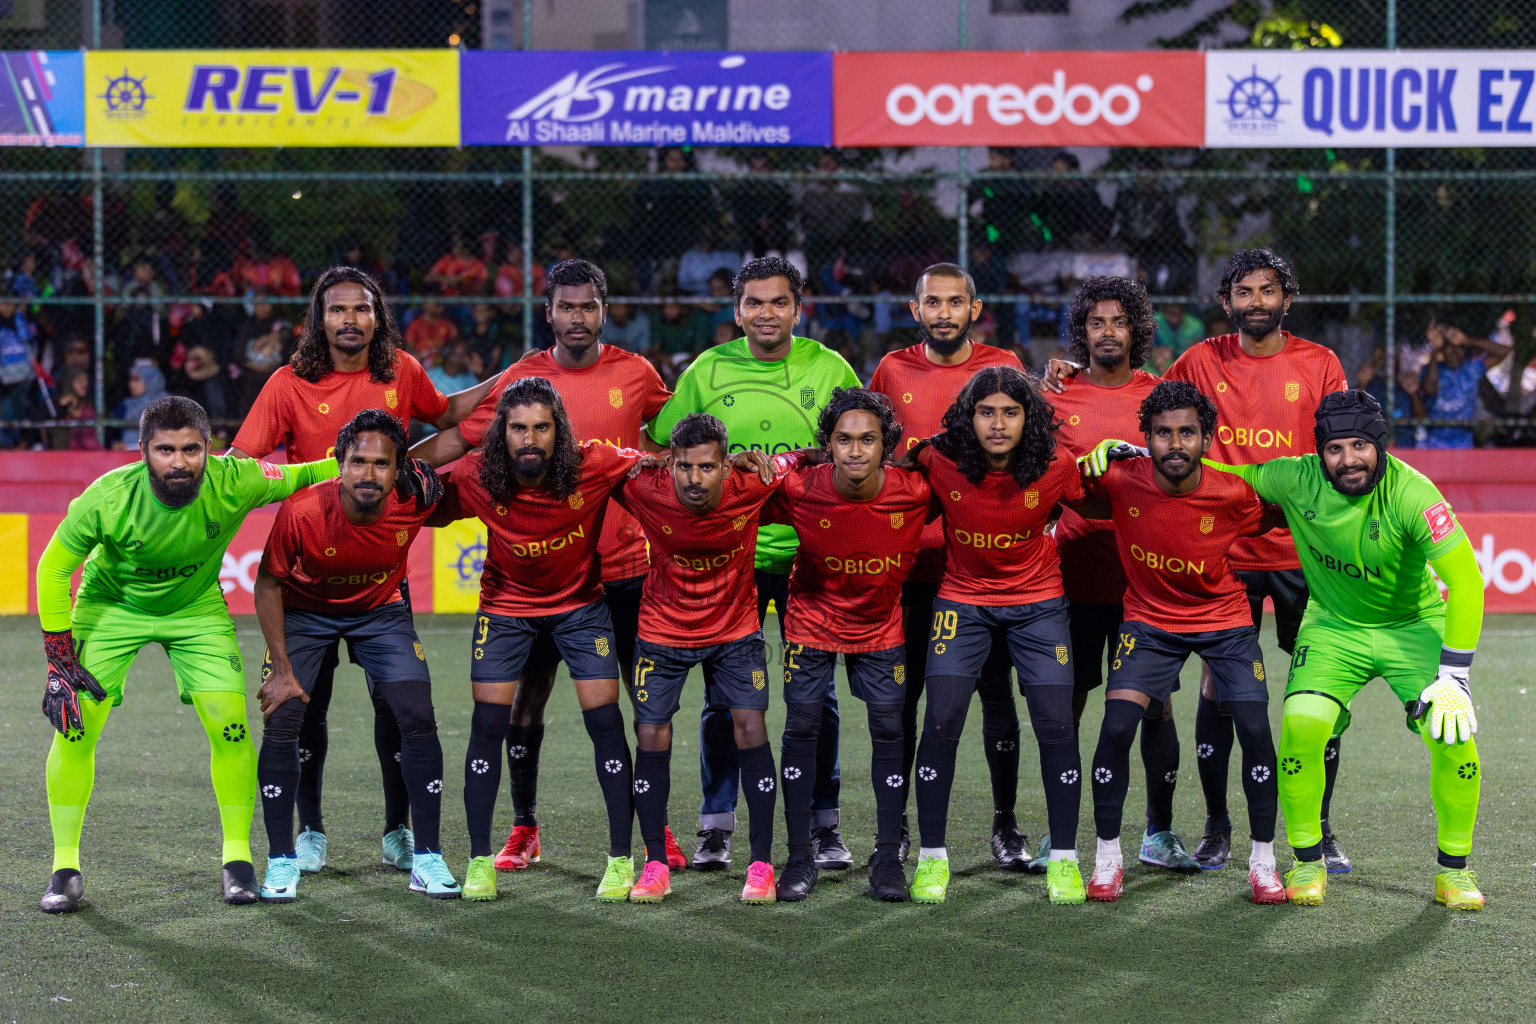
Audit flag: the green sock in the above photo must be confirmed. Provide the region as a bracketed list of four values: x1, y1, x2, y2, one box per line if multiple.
[1424, 731, 1480, 858]
[193, 691, 257, 864]
[45, 696, 112, 872]
[1276, 694, 1338, 852]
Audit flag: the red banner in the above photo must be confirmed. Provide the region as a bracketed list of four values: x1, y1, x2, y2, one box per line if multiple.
[1462, 513, 1536, 614]
[833, 51, 1205, 147]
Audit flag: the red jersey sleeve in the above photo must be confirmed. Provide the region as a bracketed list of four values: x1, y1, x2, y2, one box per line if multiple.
[259, 500, 302, 578]
[401, 352, 450, 423]
[638, 359, 673, 422]
[232, 370, 291, 457]
[457, 367, 514, 449]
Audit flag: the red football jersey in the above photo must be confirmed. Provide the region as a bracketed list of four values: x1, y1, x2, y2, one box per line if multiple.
[612, 468, 779, 648]
[233, 351, 449, 464]
[260, 480, 434, 613]
[459, 345, 672, 584]
[1165, 333, 1346, 570]
[439, 442, 639, 617]
[868, 341, 1023, 584]
[762, 464, 931, 653]
[1050, 369, 1161, 605]
[924, 447, 1084, 607]
[1086, 458, 1267, 633]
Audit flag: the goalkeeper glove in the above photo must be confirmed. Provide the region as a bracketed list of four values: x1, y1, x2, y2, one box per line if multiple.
[1410, 649, 1476, 744]
[41, 628, 108, 736]
[1077, 438, 1148, 478]
[394, 457, 444, 508]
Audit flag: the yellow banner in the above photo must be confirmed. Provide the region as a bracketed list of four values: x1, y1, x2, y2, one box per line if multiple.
[432, 518, 487, 615]
[0, 514, 26, 615]
[85, 50, 459, 147]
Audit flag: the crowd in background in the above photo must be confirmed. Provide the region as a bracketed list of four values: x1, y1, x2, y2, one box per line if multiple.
[2, 146, 1534, 451]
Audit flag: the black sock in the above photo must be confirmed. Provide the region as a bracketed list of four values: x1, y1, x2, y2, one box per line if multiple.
[913, 733, 960, 848]
[779, 702, 821, 860]
[258, 697, 306, 857]
[1229, 701, 1278, 843]
[1320, 736, 1341, 833]
[1025, 686, 1080, 851]
[1194, 692, 1235, 833]
[296, 646, 335, 833]
[980, 692, 1020, 826]
[900, 674, 923, 810]
[1437, 848, 1468, 870]
[582, 704, 634, 858]
[464, 701, 509, 859]
[1091, 699, 1143, 841]
[1295, 842, 1323, 862]
[811, 699, 840, 820]
[633, 748, 672, 863]
[867, 704, 906, 850]
[1140, 714, 1179, 835]
[507, 722, 545, 828]
[399, 730, 444, 853]
[737, 742, 777, 864]
[372, 690, 410, 834]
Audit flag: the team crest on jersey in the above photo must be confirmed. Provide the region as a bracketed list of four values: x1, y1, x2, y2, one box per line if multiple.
[609, 387, 624, 408]
[1198, 515, 1214, 534]
[494, 503, 508, 516]
[324, 546, 337, 557]
[890, 512, 905, 529]
[1069, 414, 1081, 426]
[595, 636, 610, 657]
[1284, 380, 1300, 403]
[1369, 518, 1380, 540]
[1215, 382, 1228, 394]
[732, 515, 747, 531]
[752, 670, 765, 690]
[413, 642, 425, 661]
[318, 402, 331, 414]
[384, 387, 398, 409]
[1128, 507, 1140, 518]
[1055, 645, 1069, 665]
[800, 387, 815, 409]
[894, 665, 905, 685]
[1022, 490, 1039, 509]
[206, 521, 221, 539]
[568, 492, 585, 510]
[396, 529, 410, 546]
[1253, 661, 1265, 681]
[902, 392, 913, 404]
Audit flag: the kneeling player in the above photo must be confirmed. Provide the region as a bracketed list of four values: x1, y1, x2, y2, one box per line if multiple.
[1078, 381, 1284, 904]
[1204, 391, 1486, 909]
[253, 410, 459, 901]
[615, 414, 783, 904]
[762, 388, 929, 901]
[38, 397, 338, 912]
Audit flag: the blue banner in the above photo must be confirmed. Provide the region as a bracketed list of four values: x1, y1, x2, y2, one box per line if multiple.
[460, 50, 832, 146]
[0, 51, 84, 146]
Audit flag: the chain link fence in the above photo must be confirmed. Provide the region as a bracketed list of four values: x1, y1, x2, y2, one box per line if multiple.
[2, 0, 1535, 447]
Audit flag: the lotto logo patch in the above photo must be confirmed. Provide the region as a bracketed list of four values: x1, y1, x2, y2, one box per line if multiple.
[1285, 380, 1300, 403]
[633, 778, 650, 793]
[494, 503, 509, 517]
[890, 512, 904, 529]
[1251, 765, 1271, 782]
[819, 518, 831, 529]
[1458, 761, 1479, 780]
[949, 490, 961, 502]
[568, 491, 585, 510]
[1423, 500, 1457, 543]
[1055, 644, 1069, 665]
[1253, 661, 1265, 681]
[324, 547, 337, 557]
[1280, 757, 1303, 775]
[933, 642, 946, 655]
[609, 387, 624, 408]
[752, 670, 765, 690]
[1094, 767, 1113, 783]
[783, 767, 802, 780]
[470, 759, 490, 775]
[595, 636, 610, 657]
[886, 774, 904, 788]
[413, 642, 425, 661]
[604, 759, 623, 774]
[1215, 382, 1228, 393]
[397, 529, 410, 547]
[257, 460, 283, 480]
[1060, 769, 1078, 784]
[1198, 515, 1214, 535]
[223, 723, 247, 743]
[317, 403, 331, 415]
[262, 785, 282, 798]
[474, 647, 483, 660]
[385, 387, 398, 409]
[1023, 490, 1039, 509]
[917, 766, 937, 781]
[427, 780, 443, 794]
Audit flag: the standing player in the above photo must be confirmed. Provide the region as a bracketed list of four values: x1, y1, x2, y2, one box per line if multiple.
[411, 258, 677, 874]
[645, 256, 861, 871]
[906, 366, 1087, 905]
[1043, 277, 1194, 874]
[1077, 381, 1284, 904]
[38, 397, 338, 913]
[1046, 249, 1348, 871]
[762, 388, 930, 902]
[253, 411, 459, 902]
[615, 415, 784, 904]
[1202, 391, 1485, 909]
[868, 263, 1029, 867]
[231, 265, 493, 877]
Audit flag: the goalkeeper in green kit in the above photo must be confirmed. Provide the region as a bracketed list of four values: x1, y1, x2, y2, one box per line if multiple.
[1199, 390, 1486, 910]
[36, 397, 340, 913]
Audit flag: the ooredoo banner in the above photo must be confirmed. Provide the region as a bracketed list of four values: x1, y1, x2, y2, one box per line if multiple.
[832, 51, 1204, 147]
[461, 51, 832, 146]
[1206, 50, 1536, 147]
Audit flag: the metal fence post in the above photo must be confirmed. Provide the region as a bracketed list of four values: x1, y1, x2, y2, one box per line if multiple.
[521, 0, 535, 351]
[91, 0, 105, 448]
[1383, 0, 1398, 437]
[956, 0, 969, 269]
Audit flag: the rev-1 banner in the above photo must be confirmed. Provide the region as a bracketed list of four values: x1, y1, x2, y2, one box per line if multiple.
[460, 50, 832, 146]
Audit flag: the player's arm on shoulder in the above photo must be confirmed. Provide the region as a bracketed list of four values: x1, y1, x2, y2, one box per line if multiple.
[1067, 460, 1113, 519]
[238, 454, 340, 508]
[895, 437, 932, 473]
[434, 373, 498, 430]
[1199, 456, 1282, 501]
[228, 374, 284, 458]
[409, 424, 471, 469]
[423, 478, 469, 529]
[728, 448, 776, 485]
[644, 369, 696, 448]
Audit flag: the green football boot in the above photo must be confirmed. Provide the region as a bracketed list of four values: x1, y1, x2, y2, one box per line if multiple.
[910, 856, 950, 904]
[596, 855, 636, 902]
[1435, 868, 1484, 911]
[1284, 861, 1327, 906]
[462, 856, 497, 901]
[1046, 858, 1087, 905]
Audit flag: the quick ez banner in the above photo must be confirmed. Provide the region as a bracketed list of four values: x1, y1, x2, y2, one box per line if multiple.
[1206, 50, 1536, 147]
[460, 51, 832, 146]
[0, 52, 84, 146]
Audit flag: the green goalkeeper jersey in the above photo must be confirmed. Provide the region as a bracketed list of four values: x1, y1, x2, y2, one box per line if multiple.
[55, 455, 338, 615]
[647, 336, 860, 573]
[1207, 454, 1467, 630]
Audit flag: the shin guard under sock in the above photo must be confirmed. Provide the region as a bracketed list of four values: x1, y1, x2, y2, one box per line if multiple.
[464, 701, 509, 858]
[257, 698, 305, 857]
[867, 704, 906, 849]
[1229, 700, 1278, 844]
[737, 742, 777, 864]
[295, 646, 335, 832]
[633, 748, 672, 863]
[371, 692, 410, 834]
[194, 691, 257, 864]
[779, 702, 821, 859]
[583, 704, 634, 858]
[1320, 736, 1341, 831]
[1090, 700, 1143, 840]
[507, 722, 546, 828]
[1140, 714, 1180, 835]
[913, 733, 960, 849]
[1194, 692, 1235, 832]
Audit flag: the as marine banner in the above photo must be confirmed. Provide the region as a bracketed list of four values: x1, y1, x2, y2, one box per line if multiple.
[84, 50, 460, 147]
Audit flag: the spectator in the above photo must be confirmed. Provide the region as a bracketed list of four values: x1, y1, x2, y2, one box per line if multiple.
[169, 343, 229, 429]
[337, 235, 387, 282]
[635, 147, 717, 264]
[1154, 303, 1205, 355]
[231, 298, 290, 416]
[232, 228, 301, 297]
[698, 268, 738, 339]
[968, 147, 1036, 258]
[1358, 348, 1420, 447]
[404, 296, 458, 368]
[729, 154, 794, 256]
[466, 301, 518, 372]
[112, 359, 166, 449]
[114, 256, 170, 371]
[8, 250, 41, 298]
[677, 228, 740, 296]
[185, 238, 237, 297]
[586, 299, 640, 354]
[650, 298, 710, 358]
[427, 339, 479, 397]
[800, 150, 869, 280]
[969, 242, 1015, 345]
[494, 242, 547, 299]
[1413, 318, 1510, 448]
[1112, 158, 1197, 294]
[50, 366, 100, 450]
[426, 234, 490, 296]
[0, 299, 39, 448]
[1034, 151, 1112, 250]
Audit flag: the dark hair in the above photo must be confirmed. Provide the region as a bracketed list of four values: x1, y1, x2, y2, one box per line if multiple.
[669, 412, 729, 453]
[915, 262, 976, 301]
[1067, 276, 1156, 368]
[544, 258, 608, 304]
[335, 408, 407, 469]
[477, 377, 582, 500]
[1217, 248, 1299, 302]
[293, 265, 401, 384]
[1138, 379, 1218, 437]
[139, 395, 211, 445]
[733, 256, 803, 307]
[816, 386, 901, 463]
[931, 366, 1059, 487]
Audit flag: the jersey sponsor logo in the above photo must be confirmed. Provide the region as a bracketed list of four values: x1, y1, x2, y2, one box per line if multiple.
[1215, 425, 1295, 449]
[800, 387, 815, 409]
[752, 669, 765, 690]
[1285, 380, 1300, 402]
[317, 403, 330, 415]
[323, 546, 336, 557]
[1253, 660, 1265, 680]
[397, 529, 410, 546]
[324, 571, 391, 585]
[1022, 489, 1039, 508]
[1216, 381, 1229, 393]
[955, 528, 1034, 548]
[568, 491, 585, 510]
[257, 460, 284, 480]
[206, 521, 222, 539]
[1068, 414, 1081, 426]
[672, 543, 746, 571]
[1129, 543, 1204, 576]
[1424, 499, 1457, 542]
[132, 562, 205, 579]
[819, 518, 831, 529]
[1305, 544, 1383, 580]
[595, 636, 610, 657]
[902, 392, 913, 404]
[731, 514, 748, 531]
[1198, 514, 1214, 534]
[823, 553, 905, 574]
[609, 387, 624, 408]
[1055, 643, 1069, 665]
[1128, 507, 1141, 517]
[890, 512, 905, 529]
[509, 524, 587, 559]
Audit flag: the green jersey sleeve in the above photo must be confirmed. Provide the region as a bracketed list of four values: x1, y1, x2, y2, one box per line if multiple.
[646, 370, 699, 447]
[224, 456, 340, 512]
[1394, 468, 1468, 561]
[1430, 539, 1484, 653]
[54, 475, 108, 558]
[1202, 457, 1304, 506]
